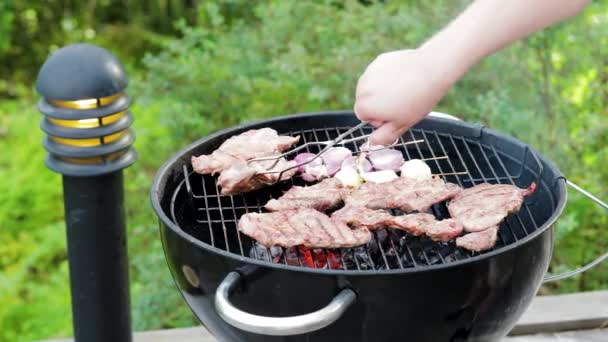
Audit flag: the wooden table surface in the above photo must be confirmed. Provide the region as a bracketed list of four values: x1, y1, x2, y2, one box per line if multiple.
[38, 290, 608, 342]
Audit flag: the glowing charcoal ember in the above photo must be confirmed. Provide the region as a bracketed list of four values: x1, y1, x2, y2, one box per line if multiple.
[298, 246, 315, 268]
[327, 250, 342, 269]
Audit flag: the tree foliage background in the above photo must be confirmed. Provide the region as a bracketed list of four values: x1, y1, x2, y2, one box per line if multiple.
[0, 1, 606, 341]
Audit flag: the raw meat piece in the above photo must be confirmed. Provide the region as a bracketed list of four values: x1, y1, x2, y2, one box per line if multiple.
[456, 226, 499, 252]
[423, 219, 463, 242]
[218, 157, 297, 195]
[191, 128, 300, 175]
[265, 178, 349, 212]
[346, 176, 462, 212]
[448, 183, 536, 232]
[332, 206, 459, 239]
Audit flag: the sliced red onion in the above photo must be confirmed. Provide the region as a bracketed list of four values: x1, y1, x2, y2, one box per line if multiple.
[292, 152, 316, 172]
[341, 156, 372, 173]
[322, 147, 352, 176]
[304, 158, 328, 181]
[368, 149, 405, 171]
[301, 172, 317, 182]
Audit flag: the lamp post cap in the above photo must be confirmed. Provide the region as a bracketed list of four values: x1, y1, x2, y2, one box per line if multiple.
[36, 43, 128, 101]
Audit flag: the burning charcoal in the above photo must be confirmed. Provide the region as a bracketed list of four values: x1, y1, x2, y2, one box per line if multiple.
[443, 253, 457, 263]
[340, 250, 357, 269]
[312, 249, 327, 269]
[327, 249, 342, 269]
[398, 235, 413, 254]
[376, 230, 389, 246]
[388, 229, 402, 242]
[371, 247, 388, 270]
[427, 254, 441, 265]
[284, 247, 300, 266]
[353, 246, 372, 270]
[298, 246, 315, 268]
[270, 246, 283, 263]
[249, 242, 271, 261]
[366, 235, 379, 255]
[383, 247, 402, 269]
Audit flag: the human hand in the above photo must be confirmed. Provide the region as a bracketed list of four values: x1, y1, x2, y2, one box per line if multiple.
[354, 49, 451, 145]
[354, 0, 590, 146]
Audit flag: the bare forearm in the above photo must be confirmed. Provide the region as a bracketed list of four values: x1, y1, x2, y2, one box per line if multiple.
[420, 0, 591, 85]
[354, 0, 591, 145]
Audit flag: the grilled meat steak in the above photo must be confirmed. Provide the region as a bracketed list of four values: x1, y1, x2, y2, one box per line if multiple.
[331, 205, 399, 230]
[265, 178, 349, 212]
[238, 208, 371, 248]
[456, 226, 499, 252]
[191, 128, 300, 195]
[424, 219, 463, 242]
[191, 128, 300, 175]
[346, 176, 462, 212]
[332, 205, 462, 241]
[448, 182, 536, 232]
[218, 157, 297, 195]
[332, 205, 428, 236]
[392, 213, 438, 237]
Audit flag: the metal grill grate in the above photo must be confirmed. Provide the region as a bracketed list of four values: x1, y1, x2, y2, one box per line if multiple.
[170, 125, 545, 271]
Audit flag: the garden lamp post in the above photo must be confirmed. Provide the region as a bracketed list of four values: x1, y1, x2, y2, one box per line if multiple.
[35, 43, 136, 342]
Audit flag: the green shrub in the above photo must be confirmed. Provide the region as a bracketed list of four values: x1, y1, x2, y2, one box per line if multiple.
[0, 99, 196, 341]
[140, 0, 607, 293]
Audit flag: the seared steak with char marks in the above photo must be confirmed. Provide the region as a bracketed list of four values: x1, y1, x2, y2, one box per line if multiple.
[238, 208, 371, 248]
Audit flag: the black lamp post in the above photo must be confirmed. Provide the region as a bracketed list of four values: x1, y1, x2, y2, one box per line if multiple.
[35, 43, 136, 342]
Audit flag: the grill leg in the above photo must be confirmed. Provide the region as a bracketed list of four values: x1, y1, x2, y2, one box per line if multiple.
[62, 172, 132, 342]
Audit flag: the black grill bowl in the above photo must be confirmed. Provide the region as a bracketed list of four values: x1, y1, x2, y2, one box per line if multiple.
[151, 111, 567, 342]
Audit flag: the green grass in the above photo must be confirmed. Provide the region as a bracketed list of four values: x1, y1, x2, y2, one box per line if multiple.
[0, 98, 195, 342]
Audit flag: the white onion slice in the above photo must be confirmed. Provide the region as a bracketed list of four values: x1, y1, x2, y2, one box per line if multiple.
[361, 170, 398, 183]
[400, 159, 432, 181]
[322, 147, 352, 176]
[368, 148, 405, 171]
[293, 152, 316, 172]
[341, 156, 372, 173]
[334, 167, 362, 188]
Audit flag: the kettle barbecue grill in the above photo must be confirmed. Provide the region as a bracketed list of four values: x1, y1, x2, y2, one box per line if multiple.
[151, 111, 608, 342]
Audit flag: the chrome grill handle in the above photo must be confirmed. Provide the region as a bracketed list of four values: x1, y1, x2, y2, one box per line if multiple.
[215, 271, 357, 336]
[543, 180, 608, 283]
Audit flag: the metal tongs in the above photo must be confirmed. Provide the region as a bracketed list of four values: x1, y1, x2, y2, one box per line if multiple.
[247, 121, 424, 183]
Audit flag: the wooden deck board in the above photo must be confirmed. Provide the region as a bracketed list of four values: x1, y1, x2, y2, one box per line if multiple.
[504, 328, 608, 341]
[36, 290, 608, 342]
[509, 290, 608, 335]
[38, 327, 608, 342]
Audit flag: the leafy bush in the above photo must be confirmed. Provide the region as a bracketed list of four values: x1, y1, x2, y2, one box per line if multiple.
[0, 99, 196, 341]
[140, 0, 607, 294]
